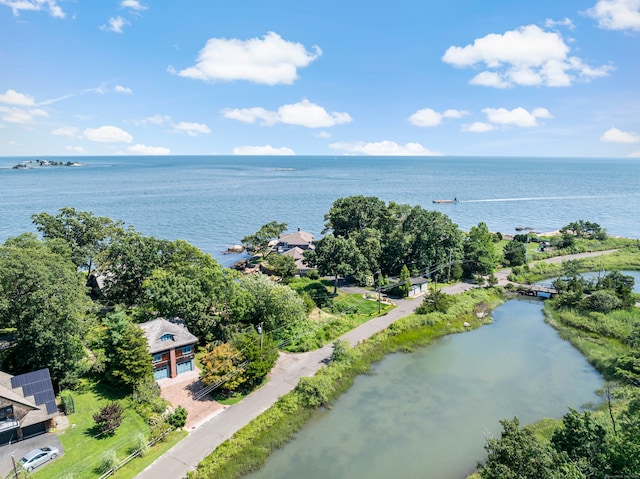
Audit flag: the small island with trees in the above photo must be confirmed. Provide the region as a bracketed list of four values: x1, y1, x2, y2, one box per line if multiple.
[11, 159, 83, 169]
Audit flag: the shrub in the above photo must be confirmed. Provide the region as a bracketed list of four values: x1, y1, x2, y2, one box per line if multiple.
[92, 401, 124, 436]
[132, 431, 149, 457]
[167, 406, 188, 429]
[97, 449, 117, 474]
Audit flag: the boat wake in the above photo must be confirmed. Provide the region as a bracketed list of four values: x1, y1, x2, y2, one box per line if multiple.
[460, 195, 620, 203]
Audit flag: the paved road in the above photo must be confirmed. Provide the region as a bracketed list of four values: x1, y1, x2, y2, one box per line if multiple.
[137, 248, 618, 479]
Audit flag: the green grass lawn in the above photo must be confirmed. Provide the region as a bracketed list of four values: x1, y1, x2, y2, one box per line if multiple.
[33, 379, 178, 479]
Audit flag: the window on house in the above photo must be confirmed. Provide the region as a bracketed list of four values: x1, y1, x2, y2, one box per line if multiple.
[182, 345, 192, 355]
[160, 334, 174, 342]
[152, 353, 163, 363]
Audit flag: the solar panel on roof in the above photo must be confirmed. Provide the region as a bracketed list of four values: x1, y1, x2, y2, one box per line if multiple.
[10, 369, 57, 415]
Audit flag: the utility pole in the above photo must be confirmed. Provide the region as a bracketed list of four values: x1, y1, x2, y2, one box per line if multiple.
[376, 269, 381, 314]
[447, 248, 453, 283]
[11, 451, 18, 478]
[257, 322, 263, 350]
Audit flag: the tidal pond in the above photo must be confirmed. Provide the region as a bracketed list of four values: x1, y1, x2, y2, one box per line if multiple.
[247, 299, 603, 479]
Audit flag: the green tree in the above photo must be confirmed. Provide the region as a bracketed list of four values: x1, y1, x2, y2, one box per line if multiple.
[241, 221, 287, 258]
[266, 253, 298, 279]
[231, 330, 279, 387]
[479, 417, 575, 479]
[503, 241, 527, 266]
[239, 275, 307, 342]
[393, 264, 411, 297]
[98, 230, 175, 307]
[551, 408, 609, 478]
[303, 235, 365, 294]
[463, 222, 500, 277]
[142, 242, 246, 342]
[102, 309, 153, 391]
[32, 207, 124, 276]
[322, 195, 388, 238]
[0, 234, 92, 386]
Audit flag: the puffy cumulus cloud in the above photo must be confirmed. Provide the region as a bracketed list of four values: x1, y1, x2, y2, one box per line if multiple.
[408, 108, 468, 127]
[101, 16, 129, 33]
[482, 107, 552, 127]
[587, 0, 640, 31]
[114, 85, 133, 94]
[51, 126, 81, 137]
[224, 99, 352, 128]
[121, 0, 148, 11]
[84, 125, 133, 143]
[442, 24, 612, 87]
[462, 122, 496, 133]
[0, 89, 35, 106]
[315, 131, 331, 139]
[232, 145, 296, 155]
[0, 0, 64, 18]
[172, 121, 211, 136]
[0, 106, 47, 123]
[329, 140, 442, 156]
[132, 114, 172, 126]
[173, 32, 321, 85]
[65, 146, 87, 153]
[601, 127, 640, 143]
[127, 144, 171, 155]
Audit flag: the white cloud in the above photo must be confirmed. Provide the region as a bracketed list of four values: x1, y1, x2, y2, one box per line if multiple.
[408, 108, 467, 127]
[587, 0, 640, 31]
[462, 122, 496, 133]
[84, 126, 133, 143]
[544, 17, 575, 29]
[232, 145, 296, 155]
[0, 89, 35, 106]
[224, 99, 352, 128]
[51, 126, 81, 137]
[315, 131, 331, 139]
[0, 0, 64, 18]
[114, 85, 133, 94]
[173, 32, 321, 85]
[121, 0, 148, 11]
[329, 140, 442, 156]
[442, 24, 612, 87]
[482, 107, 553, 127]
[600, 127, 640, 143]
[65, 145, 86, 153]
[127, 144, 171, 155]
[0, 106, 47, 123]
[133, 114, 172, 126]
[173, 121, 211, 136]
[101, 16, 129, 33]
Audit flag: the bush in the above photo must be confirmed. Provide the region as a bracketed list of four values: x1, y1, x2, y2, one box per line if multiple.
[167, 406, 188, 429]
[97, 449, 117, 474]
[93, 401, 124, 436]
[132, 431, 149, 457]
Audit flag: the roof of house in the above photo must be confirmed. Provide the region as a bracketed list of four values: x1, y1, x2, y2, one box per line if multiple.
[278, 230, 314, 246]
[0, 368, 58, 427]
[139, 318, 198, 354]
[282, 246, 312, 271]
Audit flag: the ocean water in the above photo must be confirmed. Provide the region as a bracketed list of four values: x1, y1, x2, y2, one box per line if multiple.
[1, 156, 639, 266]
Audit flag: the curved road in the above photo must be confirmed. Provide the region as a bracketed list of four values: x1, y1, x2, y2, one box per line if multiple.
[136, 249, 618, 479]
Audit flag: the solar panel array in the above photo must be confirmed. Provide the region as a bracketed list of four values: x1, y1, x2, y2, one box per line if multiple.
[10, 368, 57, 415]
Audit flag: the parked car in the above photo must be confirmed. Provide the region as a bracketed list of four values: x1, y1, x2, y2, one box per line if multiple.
[18, 446, 59, 472]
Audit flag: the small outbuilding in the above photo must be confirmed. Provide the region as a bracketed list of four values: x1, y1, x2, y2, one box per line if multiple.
[139, 318, 198, 381]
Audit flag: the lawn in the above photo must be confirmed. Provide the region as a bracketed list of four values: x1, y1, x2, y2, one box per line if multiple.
[33, 379, 183, 479]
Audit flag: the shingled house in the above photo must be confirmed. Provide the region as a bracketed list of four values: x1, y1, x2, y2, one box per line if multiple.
[0, 368, 58, 445]
[275, 228, 314, 253]
[139, 318, 198, 381]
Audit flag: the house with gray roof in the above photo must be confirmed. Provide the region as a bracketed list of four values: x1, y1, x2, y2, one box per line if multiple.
[0, 368, 58, 445]
[139, 318, 198, 381]
[276, 229, 314, 253]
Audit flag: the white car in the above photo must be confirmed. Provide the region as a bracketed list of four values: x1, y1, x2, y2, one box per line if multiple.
[18, 446, 59, 472]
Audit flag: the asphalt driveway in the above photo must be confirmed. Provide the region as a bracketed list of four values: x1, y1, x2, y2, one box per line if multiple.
[0, 432, 63, 477]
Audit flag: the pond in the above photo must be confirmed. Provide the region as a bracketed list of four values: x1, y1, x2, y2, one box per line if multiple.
[537, 270, 640, 292]
[246, 299, 603, 479]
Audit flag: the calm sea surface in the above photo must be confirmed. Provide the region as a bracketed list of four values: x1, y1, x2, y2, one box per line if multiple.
[1, 156, 639, 266]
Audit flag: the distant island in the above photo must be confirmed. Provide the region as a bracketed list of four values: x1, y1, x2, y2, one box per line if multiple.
[12, 159, 84, 169]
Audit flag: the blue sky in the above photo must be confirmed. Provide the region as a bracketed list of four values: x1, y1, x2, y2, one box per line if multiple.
[1, 0, 639, 157]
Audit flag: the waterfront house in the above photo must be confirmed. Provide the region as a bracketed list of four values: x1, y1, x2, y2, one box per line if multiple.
[276, 229, 314, 252]
[281, 246, 312, 275]
[139, 318, 198, 381]
[0, 368, 58, 445]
